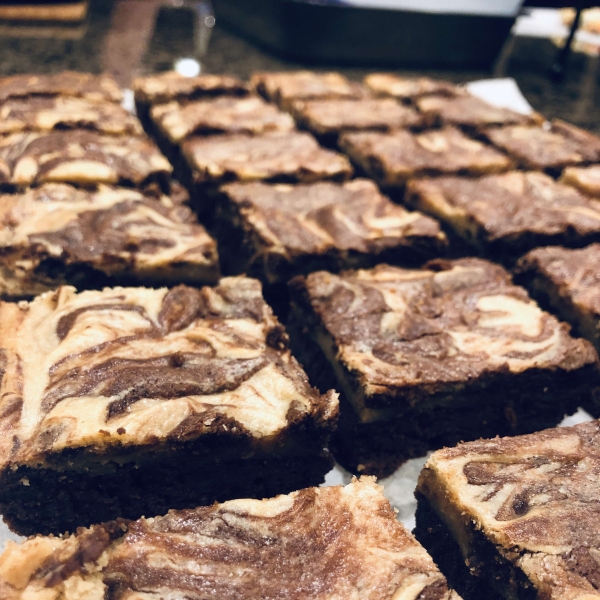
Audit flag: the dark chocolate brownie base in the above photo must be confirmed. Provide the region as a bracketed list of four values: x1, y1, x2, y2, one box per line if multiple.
[0, 445, 334, 536]
[287, 298, 599, 478]
[414, 493, 537, 600]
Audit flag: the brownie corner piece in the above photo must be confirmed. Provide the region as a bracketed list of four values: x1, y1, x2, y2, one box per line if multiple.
[216, 178, 447, 284]
[0, 278, 338, 535]
[405, 171, 600, 263]
[0, 477, 460, 600]
[0, 183, 220, 298]
[515, 243, 600, 362]
[415, 420, 600, 600]
[287, 257, 599, 477]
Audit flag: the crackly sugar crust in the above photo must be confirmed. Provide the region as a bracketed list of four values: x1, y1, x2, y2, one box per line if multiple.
[292, 98, 424, 135]
[419, 420, 600, 600]
[562, 165, 600, 198]
[0, 130, 172, 187]
[339, 127, 512, 186]
[484, 119, 600, 170]
[0, 280, 338, 470]
[0, 71, 122, 104]
[251, 71, 366, 109]
[151, 96, 295, 142]
[183, 131, 352, 184]
[221, 178, 445, 260]
[406, 171, 600, 247]
[0, 183, 219, 297]
[295, 258, 597, 403]
[0, 96, 142, 136]
[132, 71, 249, 105]
[363, 73, 460, 100]
[0, 478, 460, 600]
[416, 93, 536, 128]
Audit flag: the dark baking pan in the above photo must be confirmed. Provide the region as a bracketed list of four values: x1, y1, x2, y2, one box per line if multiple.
[212, 0, 517, 68]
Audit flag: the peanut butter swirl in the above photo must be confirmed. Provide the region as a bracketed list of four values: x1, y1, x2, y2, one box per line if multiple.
[363, 73, 459, 100]
[0, 130, 172, 187]
[0, 280, 337, 469]
[0, 183, 219, 297]
[297, 258, 597, 408]
[151, 96, 295, 142]
[0, 478, 460, 600]
[419, 421, 600, 600]
[0, 96, 142, 136]
[0, 72, 122, 104]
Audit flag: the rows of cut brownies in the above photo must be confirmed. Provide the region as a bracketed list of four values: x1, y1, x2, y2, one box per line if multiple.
[1, 69, 600, 600]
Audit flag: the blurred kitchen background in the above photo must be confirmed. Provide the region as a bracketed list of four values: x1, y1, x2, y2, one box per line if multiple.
[0, 0, 599, 132]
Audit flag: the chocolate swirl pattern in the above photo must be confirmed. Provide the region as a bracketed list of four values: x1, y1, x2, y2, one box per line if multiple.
[0, 96, 143, 136]
[0, 478, 459, 600]
[0, 130, 172, 187]
[0, 71, 122, 104]
[300, 258, 597, 403]
[0, 279, 337, 468]
[420, 421, 600, 600]
[151, 96, 295, 142]
[0, 183, 219, 297]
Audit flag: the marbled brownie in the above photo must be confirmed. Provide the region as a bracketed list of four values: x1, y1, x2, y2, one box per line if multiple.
[0, 280, 338, 535]
[0, 478, 460, 600]
[0, 130, 172, 189]
[151, 96, 295, 143]
[132, 71, 249, 124]
[0, 96, 142, 136]
[416, 420, 600, 600]
[561, 164, 600, 197]
[217, 179, 446, 286]
[339, 127, 512, 188]
[515, 244, 600, 354]
[181, 130, 352, 194]
[0, 71, 122, 104]
[483, 119, 600, 171]
[406, 171, 600, 263]
[416, 93, 538, 128]
[288, 258, 600, 477]
[292, 98, 424, 141]
[0, 183, 219, 298]
[363, 73, 460, 101]
[251, 70, 366, 110]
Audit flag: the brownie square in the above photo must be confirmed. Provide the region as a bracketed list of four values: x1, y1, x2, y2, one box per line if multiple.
[406, 171, 600, 263]
[0, 130, 172, 189]
[292, 98, 424, 141]
[416, 420, 600, 600]
[0, 279, 338, 535]
[151, 96, 295, 143]
[0, 478, 460, 600]
[339, 127, 512, 188]
[416, 93, 538, 129]
[0, 95, 143, 136]
[561, 164, 600, 197]
[363, 73, 460, 101]
[515, 244, 600, 355]
[0, 183, 220, 298]
[132, 71, 249, 125]
[251, 70, 366, 110]
[288, 257, 600, 478]
[0, 71, 122, 104]
[217, 178, 447, 285]
[483, 119, 600, 171]
[181, 131, 353, 189]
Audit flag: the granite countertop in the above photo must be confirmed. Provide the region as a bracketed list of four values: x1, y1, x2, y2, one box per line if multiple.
[0, 0, 597, 133]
